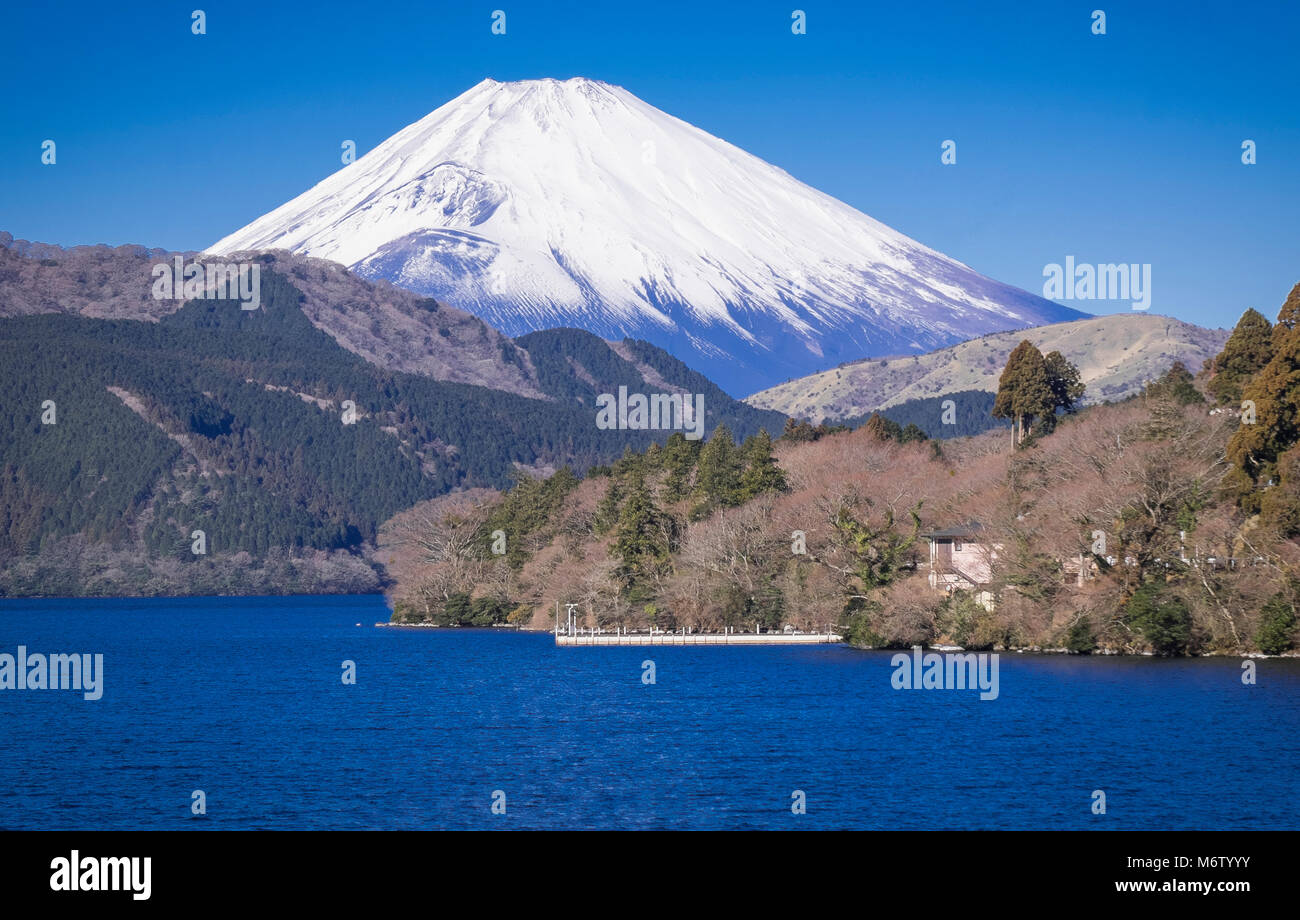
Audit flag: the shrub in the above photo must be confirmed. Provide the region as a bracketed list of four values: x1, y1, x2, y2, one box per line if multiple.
[842, 607, 887, 648]
[936, 590, 997, 649]
[1065, 617, 1098, 654]
[1124, 582, 1192, 655]
[1256, 593, 1297, 654]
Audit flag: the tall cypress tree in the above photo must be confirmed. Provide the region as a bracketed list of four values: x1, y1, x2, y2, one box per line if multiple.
[1043, 350, 1086, 428]
[1227, 317, 1300, 513]
[992, 340, 1055, 445]
[1209, 308, 1274, 405]
[1275, 282, 1300, 330]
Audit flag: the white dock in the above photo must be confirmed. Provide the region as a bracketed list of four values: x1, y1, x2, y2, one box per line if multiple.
[555, 631, 842, 646]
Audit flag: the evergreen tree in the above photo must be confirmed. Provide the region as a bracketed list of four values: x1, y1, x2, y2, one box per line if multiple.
[782, 417, 818, 442]
[1042, 350, 1086, 432]
[1226, 321, 1300, 513]
[1065, 617, 1098, 654]
[898, 422, 927, 444]
[1208, 308, 1273, 405]
[1274, 282, 1300, 331]
[593, 479, 623, 535]
[992, 341, 1056, 445]
[863, 412, 903, 442]
[610, 445, 646, 480]
[1145, 361, 1204, 405]
[831, 497, 922, 592]
[660, 431, 700, 494]
[612, 477, 678, 600]
[1256, 592, 1297, 654]
[738, 429, 788, 499]
[1260, 444, 1300, 536]
[1124, 582, 1192, 656]
[692, 424, 742, 518]
[781, 417, 849, 443]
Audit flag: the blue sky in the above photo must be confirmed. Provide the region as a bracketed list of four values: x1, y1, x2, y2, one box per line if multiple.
[2, 0, 1296, 331]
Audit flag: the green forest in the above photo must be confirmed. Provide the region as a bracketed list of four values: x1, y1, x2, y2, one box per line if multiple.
[515, 327, 786, 436]
[0, 266, 784, 595]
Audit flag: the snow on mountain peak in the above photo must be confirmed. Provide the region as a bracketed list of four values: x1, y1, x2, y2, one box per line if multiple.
[209, 77, 1084, 394]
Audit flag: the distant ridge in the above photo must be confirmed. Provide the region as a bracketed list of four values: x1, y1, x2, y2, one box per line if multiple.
[746, 313, 1229, 422]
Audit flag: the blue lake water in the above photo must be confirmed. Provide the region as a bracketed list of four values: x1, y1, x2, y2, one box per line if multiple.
[1, 595, 1297, 830]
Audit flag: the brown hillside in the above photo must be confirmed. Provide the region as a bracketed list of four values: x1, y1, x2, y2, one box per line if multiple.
[746, 313, 1230, 421]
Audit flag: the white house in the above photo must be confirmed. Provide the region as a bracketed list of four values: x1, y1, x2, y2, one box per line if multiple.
[921, 523, 1002, 609]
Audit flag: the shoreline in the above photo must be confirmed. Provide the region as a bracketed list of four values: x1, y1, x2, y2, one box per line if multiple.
[373, 622, 1299, 658]
[3, 595, 1292, 658]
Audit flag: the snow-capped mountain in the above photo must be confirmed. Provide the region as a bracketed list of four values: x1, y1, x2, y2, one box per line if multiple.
[210, 77, 1085, 395]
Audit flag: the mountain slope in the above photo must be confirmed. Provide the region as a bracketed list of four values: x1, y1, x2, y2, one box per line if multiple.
[0, 254, 788, 595]
[0, 235, 785, 436]
[517, 327, 786, 435]
[0, 233, 545, 398]
[746, 313, 1230, 422]
[209, 77, 1085, 395]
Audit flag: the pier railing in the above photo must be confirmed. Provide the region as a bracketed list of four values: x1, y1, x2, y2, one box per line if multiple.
[555, 628, 842, 646]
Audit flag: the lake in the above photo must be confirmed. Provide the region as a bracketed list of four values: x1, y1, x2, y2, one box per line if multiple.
[1, 595, 1297, 830]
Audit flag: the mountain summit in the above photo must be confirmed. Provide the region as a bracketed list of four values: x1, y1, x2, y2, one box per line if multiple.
[210, 77, 1084, 395]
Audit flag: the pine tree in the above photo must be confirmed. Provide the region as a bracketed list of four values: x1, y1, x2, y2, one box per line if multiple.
[1124, 582, 1192, 656]
[738, 429, 788, 499]
[1260, 444, 1300, 536]
[782, 417, 818, 442]
[660, 431, 700, 494]
[898, 422, 927, 443]
[692, 424, 742, 517]
[780, 417, 848, 443]
[1209, 308, 1273, 405]
[612, 477, 677, 600]
[1145, 361, 1204, 405]
[593, 478, 624, 534]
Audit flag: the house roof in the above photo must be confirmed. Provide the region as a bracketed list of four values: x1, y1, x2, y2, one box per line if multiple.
[921, 523, 985, 539]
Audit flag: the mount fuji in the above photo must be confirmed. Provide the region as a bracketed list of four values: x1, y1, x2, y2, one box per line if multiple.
[209, 77, 1086, 395]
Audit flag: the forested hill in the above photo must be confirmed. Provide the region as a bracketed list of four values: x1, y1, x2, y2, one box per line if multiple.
[853, 390, 1012, 439]
[517, 328, 786, 435]
[0, 234, 545, 397]
[0, 266, 785, 596]
[0, 236, 785, 437]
